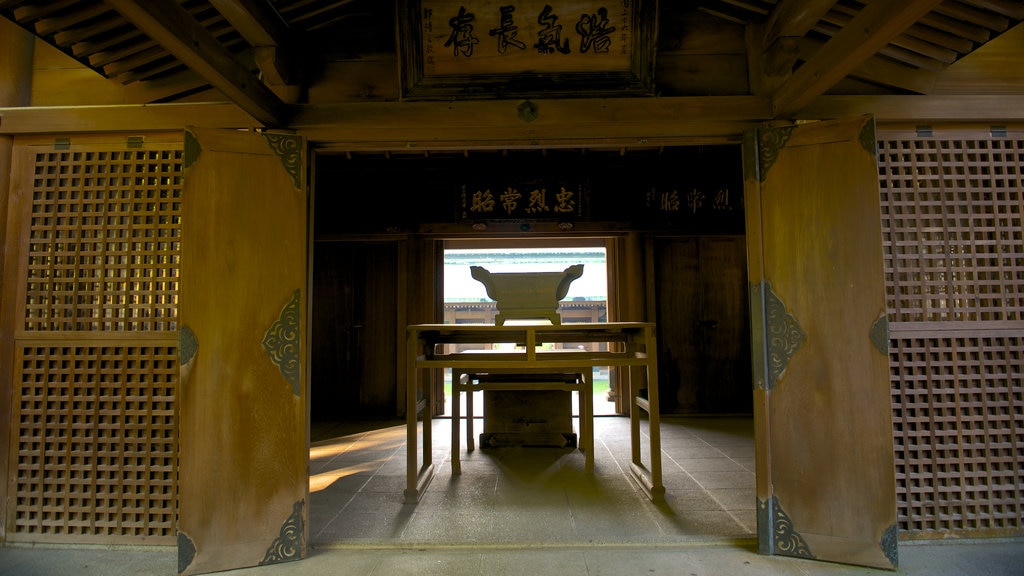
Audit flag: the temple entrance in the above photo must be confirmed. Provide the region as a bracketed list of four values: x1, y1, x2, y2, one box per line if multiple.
[298, 127, 895, 571]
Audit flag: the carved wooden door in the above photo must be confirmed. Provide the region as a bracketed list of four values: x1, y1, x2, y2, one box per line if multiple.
[178, 127, 308, 574]
[745, 116, 898, 569]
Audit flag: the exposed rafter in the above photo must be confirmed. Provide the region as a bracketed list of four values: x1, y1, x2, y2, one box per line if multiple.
[103, 0, 289, 126]
[770, 0, 945, 118]
[0, 1, 1021, 128]
[760, 0, 835, 76]
[209, 0, 293, 85]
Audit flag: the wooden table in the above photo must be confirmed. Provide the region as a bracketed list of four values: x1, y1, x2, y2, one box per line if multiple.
[405, 322, 663, 503]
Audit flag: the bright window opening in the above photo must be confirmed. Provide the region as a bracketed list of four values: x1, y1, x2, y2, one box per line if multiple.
[442, 245, 615, 415]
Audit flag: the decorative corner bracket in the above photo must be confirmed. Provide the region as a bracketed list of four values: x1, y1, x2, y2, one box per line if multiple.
[758, 125, 795, 183]
[764, 282, 805, 389]
[881, 523, 899, 569]
[859, 119, 878, 157]
[262, 289, 301, 396]
[262, 133, 302, 190]
[179, 325, 198, 366]
[870, 314, 890, 356]
[183, 130, 200, 169]
[260, 500, 304, 566]
[178, 531, 197, 574]
[770, 495, 815, 559]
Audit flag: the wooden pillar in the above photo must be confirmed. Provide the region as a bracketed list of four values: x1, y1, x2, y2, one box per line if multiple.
[613, 232, 647, 322]
[400, 236, 443, 417]
[608, 232, 648, 413]
[0, 18, 34, 273]
[0, 16, 34, 543]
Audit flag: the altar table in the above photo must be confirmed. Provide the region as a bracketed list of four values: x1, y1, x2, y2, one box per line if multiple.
[405, 322, 663, 503]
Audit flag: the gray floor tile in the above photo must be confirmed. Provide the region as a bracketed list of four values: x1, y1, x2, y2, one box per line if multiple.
[4, 416, 1021, 576]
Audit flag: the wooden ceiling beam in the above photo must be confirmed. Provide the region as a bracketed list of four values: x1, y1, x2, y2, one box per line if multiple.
[935, 1, 1011, 30]
[122, 69, 220, 104]
[759, 0, 835, 77]
[829, 2, 975, 53]
[770, 0, 944, 118]
[4, 96, 1024, 139]
[32, 3, 112, 37]
[763, 0, 836, 47]
[210, 0, 287, 46]
[0, 103, 259, 133]
[797, 37, 939, 94]
[795, 94, 1024, 122]
[209, 0, 293, 85]
[965, 0, 1024, 20]
[103, 0, 289, 126]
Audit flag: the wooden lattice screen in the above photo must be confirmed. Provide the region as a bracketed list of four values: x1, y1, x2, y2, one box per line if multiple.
[878, 127, 1024, 538]
[7, 140, 182, 543]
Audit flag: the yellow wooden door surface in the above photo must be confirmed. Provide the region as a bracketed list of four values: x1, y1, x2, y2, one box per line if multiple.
[745, 116, 898, 569]
[178, 127, 308, 575]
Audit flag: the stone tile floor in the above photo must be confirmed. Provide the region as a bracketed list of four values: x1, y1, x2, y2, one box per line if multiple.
[3, 415, 1021, 575]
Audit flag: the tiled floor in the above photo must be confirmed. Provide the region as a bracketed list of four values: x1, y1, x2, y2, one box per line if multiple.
[307, 414, 757, 547]
[4, 414, 1024, 575]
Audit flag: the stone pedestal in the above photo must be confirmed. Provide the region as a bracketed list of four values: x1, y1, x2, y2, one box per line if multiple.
[479, 390, 576, 448]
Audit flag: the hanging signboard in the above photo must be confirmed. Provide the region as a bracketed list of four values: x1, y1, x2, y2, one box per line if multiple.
[398, 0, 657, 99]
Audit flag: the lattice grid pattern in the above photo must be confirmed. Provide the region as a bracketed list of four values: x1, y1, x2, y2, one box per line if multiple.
[890, 334, 1023, 533]
[9, 143, 181, 543]
[878, 135, 1024, 322]
[23, 149, 183, 332]
[879, 130, 1024, 537]
[13, 343, 178, 540]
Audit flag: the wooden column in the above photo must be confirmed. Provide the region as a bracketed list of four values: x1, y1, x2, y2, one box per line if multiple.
[0, 18, 34, 277]
[0, 17, 34, 542]
[609, 232, 647, 413]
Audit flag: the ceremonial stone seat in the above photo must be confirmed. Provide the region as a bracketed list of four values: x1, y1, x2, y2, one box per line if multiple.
[450, 264, 593, 473]
[469, 264, 584, 326]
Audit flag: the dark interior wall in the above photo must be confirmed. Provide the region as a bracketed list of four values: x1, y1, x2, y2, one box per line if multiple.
[312, 145, 751, 417]
[313, 146, 745, 236]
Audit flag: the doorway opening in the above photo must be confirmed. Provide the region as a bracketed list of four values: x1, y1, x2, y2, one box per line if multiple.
[305, 145, 759, 553]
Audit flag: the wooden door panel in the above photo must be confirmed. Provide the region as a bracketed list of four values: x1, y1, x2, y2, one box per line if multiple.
[178, 128, 308, 575]
[311, 242, 398, 419]
[698, 237, 751, 412]
[655, 237, 750, 413]
[746, 117, 898, 569]
[654, 238, 701, 412]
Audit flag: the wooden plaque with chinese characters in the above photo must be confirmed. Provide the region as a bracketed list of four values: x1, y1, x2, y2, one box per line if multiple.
[398, 0, 657, 99]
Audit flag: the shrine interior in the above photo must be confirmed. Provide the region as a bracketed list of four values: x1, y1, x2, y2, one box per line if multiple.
[1, 1, 1022, 574]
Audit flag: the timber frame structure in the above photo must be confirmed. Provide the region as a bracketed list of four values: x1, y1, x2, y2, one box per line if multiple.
[1, 1, 1022, 572]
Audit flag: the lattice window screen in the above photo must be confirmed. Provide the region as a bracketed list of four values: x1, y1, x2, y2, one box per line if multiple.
[878, 135, 1023, 322]
[24, 149, 181, 332]
[879, 129, 1024, 537]
[9, 142, 182, 544]
[14, 343, 178, 539]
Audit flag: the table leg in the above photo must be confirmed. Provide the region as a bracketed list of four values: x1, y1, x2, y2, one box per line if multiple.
[451, 370, 462, 475]
[405, 334, 434, 504]
[466, 376, 475, 451]
[581, 370, 594, 474]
